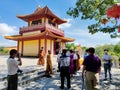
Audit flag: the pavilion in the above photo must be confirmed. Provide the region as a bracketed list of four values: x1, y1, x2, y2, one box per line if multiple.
[4, 6, 74, 56]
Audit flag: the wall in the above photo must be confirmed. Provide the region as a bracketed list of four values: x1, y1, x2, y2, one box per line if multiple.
[23, 40, 38, 56]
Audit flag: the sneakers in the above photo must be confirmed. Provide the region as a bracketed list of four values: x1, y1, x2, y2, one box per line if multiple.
[110, 78, 112, 80]
[59, 86, 64, 89]
[103, 78, 107, 80]
[68, 87, 71, 90]
[59, 86, 71, 89]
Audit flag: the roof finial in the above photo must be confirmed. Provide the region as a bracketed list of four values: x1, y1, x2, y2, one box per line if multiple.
[38, 5, 41, 8]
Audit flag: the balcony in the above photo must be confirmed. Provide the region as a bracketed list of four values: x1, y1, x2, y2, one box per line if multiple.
[19, 23, 64, 36]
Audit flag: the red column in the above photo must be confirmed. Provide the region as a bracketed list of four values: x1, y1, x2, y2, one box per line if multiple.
[38, 39, 41, 56]
[21, 40, 24, 56]
[45, 37, 47, 54]
[50, 39, 52, 53]
[17, 41, 19, 51]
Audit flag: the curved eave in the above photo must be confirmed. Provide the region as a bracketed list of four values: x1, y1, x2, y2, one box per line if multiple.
[17, 14, 67, 24]
[16, 6, 67, 24]
[46, 30, 75, 42]
[17, 15, 32, 22]
[4, 31, 47, 41]
[4, 31, 75, 42]
[4, 35, 22, 41]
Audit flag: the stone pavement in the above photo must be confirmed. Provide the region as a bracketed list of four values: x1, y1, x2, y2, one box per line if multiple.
[0, 55, 120, 90]
[18, 68, 120, 90]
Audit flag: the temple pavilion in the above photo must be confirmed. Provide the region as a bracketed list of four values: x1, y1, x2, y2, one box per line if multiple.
[4, 6, 74, 56]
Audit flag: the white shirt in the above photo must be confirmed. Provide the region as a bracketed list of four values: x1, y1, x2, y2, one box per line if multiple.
[74, 53, 78, 60]
[57, 53, 61, 62]
[102, 54, 112, 64]
[59, 56, 70, 67]
[7, 58, 19, 75]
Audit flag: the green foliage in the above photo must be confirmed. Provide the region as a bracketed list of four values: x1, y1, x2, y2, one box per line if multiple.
[0, 47, 4, 52]
[0, 47, 9, 55]
[81, 46, 87, 51]
[66, 43, 77, 50]
[113, 42, 120, 61]
[95, 42, 120, 61]
[67, 0, 120, 38]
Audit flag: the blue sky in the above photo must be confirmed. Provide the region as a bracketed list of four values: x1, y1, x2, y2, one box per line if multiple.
[0, 0, 119, 47]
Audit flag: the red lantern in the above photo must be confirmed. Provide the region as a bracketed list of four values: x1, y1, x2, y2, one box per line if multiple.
[107, 4, 120, 19]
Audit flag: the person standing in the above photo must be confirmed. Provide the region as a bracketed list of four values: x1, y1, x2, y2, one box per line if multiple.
[7, 49, 22, 90]
[73, 51, 78, 74]
[76, 51, 81, 71]
[58, 49, 71, 89]
[82, 47, 101, 90]
[45, 50, 53, 77]
[84, 49, 89, 59]
[102, 49, 112, 80]
[37, 47, 45, 66]
[57, 50, 62, 72]
[69, 50, 75, 77]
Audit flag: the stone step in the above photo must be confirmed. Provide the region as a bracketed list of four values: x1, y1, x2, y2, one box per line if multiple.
[0, 66, 57, 90]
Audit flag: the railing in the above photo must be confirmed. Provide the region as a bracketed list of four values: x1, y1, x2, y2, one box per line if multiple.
[20, 23, 64, 36]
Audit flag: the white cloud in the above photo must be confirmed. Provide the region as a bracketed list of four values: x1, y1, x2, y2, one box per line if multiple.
[59, 18, 72, 29]
[0, 23, 18, 36]
[65, 28, 120, 47]
[0, 40, 17, 47]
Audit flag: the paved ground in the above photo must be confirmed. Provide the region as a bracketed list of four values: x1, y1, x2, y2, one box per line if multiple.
[18, 68, 120, 90]
[0, 55, 120, 90]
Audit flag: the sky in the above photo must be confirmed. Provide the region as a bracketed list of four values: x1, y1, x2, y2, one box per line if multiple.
[0, 0, 119, 47]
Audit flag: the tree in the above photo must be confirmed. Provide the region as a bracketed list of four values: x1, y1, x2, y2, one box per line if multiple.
[66, 43, 77, 50]
[67, 0, 120, 38]
[114, 42, 120, 60]
[0, 47, 9, 55]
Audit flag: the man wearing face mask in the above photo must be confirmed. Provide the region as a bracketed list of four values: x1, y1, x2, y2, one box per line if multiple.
[102, 49, 112, 80]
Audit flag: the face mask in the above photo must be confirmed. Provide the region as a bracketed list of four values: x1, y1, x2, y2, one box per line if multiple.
[104, 51, 108, 54]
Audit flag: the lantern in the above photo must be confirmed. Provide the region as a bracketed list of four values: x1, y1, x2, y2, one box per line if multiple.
[107, 3, 120, 23]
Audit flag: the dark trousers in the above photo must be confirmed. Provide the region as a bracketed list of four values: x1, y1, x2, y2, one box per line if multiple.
[104, 63, 112, 79]
[73, 60, 77, 73]
[7, 74, 18, 90]
[58, 63, 60, 71]
[60, 66, 71, 88]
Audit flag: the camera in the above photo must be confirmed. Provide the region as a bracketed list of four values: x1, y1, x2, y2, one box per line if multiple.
[17, 53, 21, 58]
[17, 68, 23, 74]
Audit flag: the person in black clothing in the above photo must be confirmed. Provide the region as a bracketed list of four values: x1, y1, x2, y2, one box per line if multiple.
[58, 49, 71, 89]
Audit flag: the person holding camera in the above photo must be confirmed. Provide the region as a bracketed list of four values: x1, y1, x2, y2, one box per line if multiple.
[6, 49, 22, 90]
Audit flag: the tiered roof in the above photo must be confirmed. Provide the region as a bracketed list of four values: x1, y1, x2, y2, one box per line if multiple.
[4, 6, 75, 42]
[17, 6, 66, 24]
